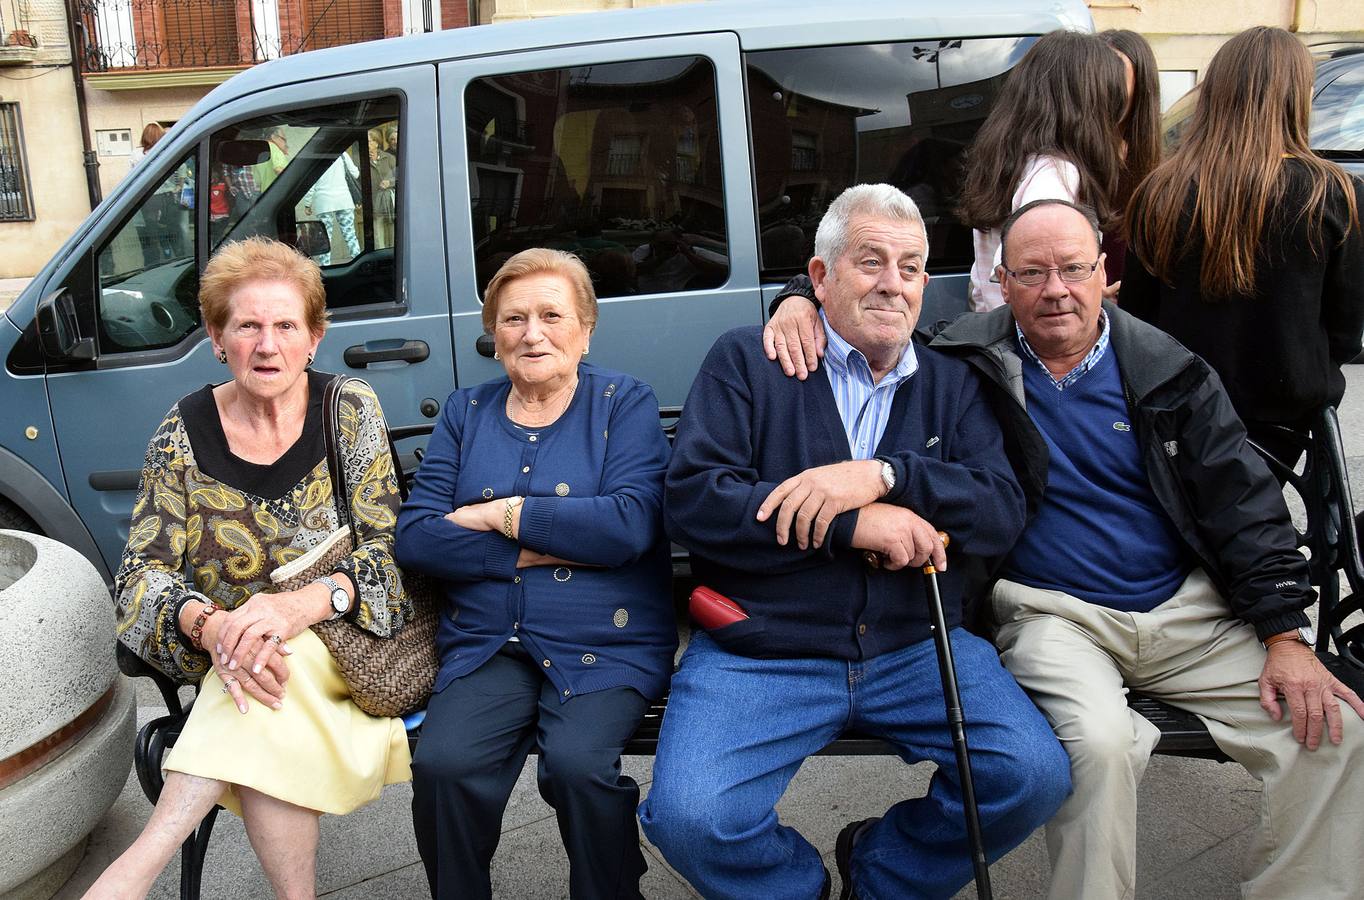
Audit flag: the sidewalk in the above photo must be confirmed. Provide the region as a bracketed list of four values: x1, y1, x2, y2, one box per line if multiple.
[50, 372, 1364, 900]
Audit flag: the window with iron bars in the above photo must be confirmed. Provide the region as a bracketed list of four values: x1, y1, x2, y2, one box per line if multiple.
[0, 102, 35, 222]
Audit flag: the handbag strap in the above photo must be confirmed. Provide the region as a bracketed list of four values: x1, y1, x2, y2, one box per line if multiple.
[322, 374, 359, 545]
[321, 373, 412, 536]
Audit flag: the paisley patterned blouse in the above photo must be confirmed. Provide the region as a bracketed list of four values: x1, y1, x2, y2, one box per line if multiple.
[115, 372, 411, 683]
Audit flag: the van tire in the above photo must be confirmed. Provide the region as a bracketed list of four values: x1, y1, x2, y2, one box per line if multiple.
[0, 497, 41, 534]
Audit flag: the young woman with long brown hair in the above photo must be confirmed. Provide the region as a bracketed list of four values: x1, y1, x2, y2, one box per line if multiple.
[957, 30, 1130, 311]
[1100, 28, 1162, 286]
[1123, 26, 1364, 467]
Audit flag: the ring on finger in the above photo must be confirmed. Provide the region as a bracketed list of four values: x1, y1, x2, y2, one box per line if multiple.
[267, 634, 283, 645]
[220, 676, 238, 693]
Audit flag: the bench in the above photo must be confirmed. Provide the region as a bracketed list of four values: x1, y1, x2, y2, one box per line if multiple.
[116, 405, 1364, 899]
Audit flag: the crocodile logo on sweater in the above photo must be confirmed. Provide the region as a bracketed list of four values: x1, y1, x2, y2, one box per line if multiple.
[1113, 422, 1131, 432]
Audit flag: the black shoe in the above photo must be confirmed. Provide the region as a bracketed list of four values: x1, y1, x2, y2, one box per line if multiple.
[835, 817, 879, 900]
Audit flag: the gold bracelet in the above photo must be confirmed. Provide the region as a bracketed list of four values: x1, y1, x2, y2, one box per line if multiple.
[503, 497, 522, 540]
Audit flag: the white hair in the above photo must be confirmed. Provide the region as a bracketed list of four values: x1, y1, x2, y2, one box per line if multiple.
[813, 184, 929, 264]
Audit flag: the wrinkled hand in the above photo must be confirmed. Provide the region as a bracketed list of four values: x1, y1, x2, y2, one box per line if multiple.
[447, 499, 506, 532]
[763, 296, 826, 379]
[214, 587, 317, 677]
[203, 614, 290, 714]
[1259, 641, 1364, 749]
[850, 503, 945, 572]
[757, 460, 885, 549]
[1102, 279, 1122, 302]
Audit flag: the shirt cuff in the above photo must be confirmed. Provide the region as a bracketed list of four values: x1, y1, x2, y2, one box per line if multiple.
[1252, 610, 1312, 643]
[518, 497, 557, 555]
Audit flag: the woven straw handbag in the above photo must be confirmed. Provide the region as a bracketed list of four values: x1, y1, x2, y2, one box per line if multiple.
[269, 375, 438, 718]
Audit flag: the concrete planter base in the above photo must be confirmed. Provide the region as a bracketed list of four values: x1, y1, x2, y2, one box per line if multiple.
[0, 530, 135, 899]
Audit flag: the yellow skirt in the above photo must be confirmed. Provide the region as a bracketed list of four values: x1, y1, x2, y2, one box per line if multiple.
[163, 627, 412, 817]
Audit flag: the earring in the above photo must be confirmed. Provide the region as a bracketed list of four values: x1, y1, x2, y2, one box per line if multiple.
[217, 350, 227, 363]
[493, 351, 501, 360]
[582, 347, 590, 357]
[307, 353, 314, 365]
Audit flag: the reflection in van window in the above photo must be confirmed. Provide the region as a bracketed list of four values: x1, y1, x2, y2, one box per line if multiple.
[746, 37, 1035, 277]
[466, 56, 728, 299]
[96, 152, 199, 353]
[208, 97, 400, 310]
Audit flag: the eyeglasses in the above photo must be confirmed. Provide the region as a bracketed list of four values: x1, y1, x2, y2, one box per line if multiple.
[999, 260, 1101, 287]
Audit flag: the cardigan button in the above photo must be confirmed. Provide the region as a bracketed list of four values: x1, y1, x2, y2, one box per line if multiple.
[858, 623, 867, 635]
[543, 659, 552, 668]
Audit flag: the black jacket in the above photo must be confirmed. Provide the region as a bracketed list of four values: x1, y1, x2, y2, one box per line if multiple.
[1121, 160, 1364, 426]
[930, 301, 1314, 641]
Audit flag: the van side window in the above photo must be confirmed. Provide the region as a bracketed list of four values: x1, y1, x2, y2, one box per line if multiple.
[746, 37, 1036, 278]
[95, 152, 199, 353]
[466, 57, 728, 299]
[208, 97, 400, 309]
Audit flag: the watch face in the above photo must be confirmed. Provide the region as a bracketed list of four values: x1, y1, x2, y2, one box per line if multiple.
[332, 589, 349, 612]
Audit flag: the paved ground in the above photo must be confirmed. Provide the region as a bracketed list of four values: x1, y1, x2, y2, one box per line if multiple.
[44, 363, 1364, 900]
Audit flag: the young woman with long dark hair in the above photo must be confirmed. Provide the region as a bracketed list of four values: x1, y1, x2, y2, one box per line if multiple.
[1123, 26, 1364, 468]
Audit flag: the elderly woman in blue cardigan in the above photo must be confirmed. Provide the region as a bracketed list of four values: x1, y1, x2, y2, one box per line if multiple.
[395, 248, 675, 900]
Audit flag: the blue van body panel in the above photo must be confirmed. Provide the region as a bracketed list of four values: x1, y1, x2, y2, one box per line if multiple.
[2, 0, 1093, 576]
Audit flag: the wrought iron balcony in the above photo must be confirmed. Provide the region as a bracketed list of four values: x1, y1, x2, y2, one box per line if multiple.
[76, 0, 391, 72]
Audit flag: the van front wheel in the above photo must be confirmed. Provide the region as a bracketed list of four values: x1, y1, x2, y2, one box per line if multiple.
[0, 497, 40, 534]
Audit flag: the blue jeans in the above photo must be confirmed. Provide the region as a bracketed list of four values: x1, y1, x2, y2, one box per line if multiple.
[639, 629, 1070, 900]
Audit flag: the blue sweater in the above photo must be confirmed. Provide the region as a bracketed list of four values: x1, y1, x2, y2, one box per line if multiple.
[395, 364, 677, 701]
[1000, 349, 1191, 610]
[666, 327, 1026, 660]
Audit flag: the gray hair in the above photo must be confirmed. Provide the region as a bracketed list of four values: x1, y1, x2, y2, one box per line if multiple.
[999, 198, 1102, 268]
[813, 184, 928, 265]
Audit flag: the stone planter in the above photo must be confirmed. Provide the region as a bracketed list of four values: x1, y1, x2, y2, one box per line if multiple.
[0, 530, 135, 899]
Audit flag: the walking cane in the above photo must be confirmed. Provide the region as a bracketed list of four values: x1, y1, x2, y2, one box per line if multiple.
[923, 533, 993, 900]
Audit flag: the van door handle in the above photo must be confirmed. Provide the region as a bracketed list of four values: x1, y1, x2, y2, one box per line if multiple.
[476, 334, 496, 358]
[343, 340, 429, 368]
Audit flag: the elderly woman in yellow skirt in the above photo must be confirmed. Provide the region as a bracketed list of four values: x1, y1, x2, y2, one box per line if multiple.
[85, 237, 411, 900]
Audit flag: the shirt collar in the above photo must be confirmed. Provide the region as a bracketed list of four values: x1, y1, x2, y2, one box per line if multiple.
[821, 310, 918, 386]
[1014, 309, 1110, 391]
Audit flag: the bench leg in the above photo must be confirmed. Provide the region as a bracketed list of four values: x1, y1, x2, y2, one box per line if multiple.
[179, 806, 220, 900]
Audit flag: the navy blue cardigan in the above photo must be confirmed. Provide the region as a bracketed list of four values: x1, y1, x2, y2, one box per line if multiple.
[395, 364, 676, 701]
[666, 326, 1026, 660]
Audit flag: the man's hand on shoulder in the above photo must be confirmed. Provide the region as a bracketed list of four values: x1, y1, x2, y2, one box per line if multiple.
[849, 502, 945, 572]
[1258, 639, 1364, 749]
[757, 460, 885, 549]
[763, 296, 826, 380]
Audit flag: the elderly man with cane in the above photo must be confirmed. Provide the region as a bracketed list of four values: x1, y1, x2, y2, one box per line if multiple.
[767, 197, 1364, 899]
[640, 184, 1070, 900]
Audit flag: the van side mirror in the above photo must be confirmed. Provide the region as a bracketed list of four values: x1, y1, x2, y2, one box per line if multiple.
[293, 220, 330, 258]
[218, 139, 271, 167]
[35, 289, 96, 361]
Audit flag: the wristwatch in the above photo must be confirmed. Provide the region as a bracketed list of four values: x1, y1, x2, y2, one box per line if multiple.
[317, 575, 351, 621]
[1263, 625, 1316, 650]
[876, 458, 896, 495]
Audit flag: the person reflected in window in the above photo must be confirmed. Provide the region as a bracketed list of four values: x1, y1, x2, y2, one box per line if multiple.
[631, 226, 727, 293]
[302, 152, 361, 266]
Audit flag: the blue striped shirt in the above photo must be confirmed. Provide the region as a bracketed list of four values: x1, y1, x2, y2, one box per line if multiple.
[821, 311, 919, 459]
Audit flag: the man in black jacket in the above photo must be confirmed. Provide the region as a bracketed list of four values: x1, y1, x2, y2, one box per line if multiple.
[767, 197, 1364, 899]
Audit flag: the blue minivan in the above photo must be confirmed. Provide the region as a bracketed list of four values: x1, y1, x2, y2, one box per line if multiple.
[0, 0, 1092, 579]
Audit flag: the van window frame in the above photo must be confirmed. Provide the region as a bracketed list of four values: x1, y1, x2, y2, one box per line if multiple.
[64, 87, 413, 372]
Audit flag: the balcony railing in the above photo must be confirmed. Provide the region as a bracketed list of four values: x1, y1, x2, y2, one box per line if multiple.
[76, 0, 391, 72]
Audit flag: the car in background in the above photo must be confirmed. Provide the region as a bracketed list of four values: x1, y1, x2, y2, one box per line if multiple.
[1163, 43, 1364, 178]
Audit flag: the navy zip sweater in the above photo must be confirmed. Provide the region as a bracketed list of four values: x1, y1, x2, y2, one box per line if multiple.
[665, 326, 1026, 660]
[395, 364, 677, 701]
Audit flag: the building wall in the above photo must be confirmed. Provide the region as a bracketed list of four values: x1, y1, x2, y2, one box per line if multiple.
[0, 0, 90, 278]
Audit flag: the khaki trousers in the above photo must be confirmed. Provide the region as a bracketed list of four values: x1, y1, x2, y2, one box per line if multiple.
[993, 570, 1364, 900]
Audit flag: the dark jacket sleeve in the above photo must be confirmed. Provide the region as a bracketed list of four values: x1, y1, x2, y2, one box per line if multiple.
[517, 382, 669, 568]
[1321, 178, 1364, 366]
[395, 395, 519, 584]
[1167, 367, 1313, 639]
[877, 367, 1027, 559]
[767, 273, 819, 319]
[664, 343, 859, 575]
